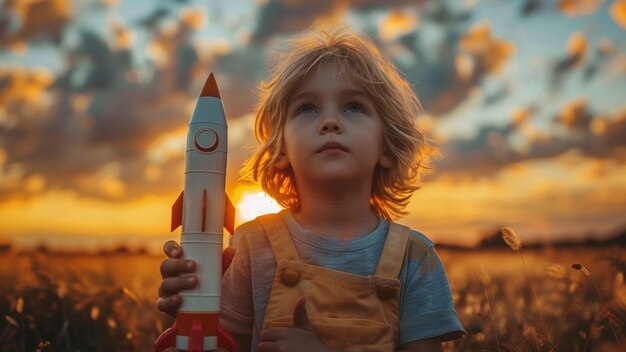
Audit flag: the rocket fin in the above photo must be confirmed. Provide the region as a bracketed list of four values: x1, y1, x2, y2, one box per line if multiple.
[154, 322, 177, 351]
[224, 194, 235, 235]
[188, 320, 204, 352]
[171, 191, 183, 232]
[217, 323, 237, 351]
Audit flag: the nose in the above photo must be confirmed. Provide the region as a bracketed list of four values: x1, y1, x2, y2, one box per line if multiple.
[318, 113, 343, 135]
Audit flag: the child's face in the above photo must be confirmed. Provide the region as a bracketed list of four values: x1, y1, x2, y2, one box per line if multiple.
[276, 63, 392, 189]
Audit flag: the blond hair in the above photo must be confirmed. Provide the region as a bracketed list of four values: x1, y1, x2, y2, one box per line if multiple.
[241, 26, 438, 220]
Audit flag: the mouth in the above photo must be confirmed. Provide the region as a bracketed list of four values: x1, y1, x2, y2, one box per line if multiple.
[316, 141, 349, 153]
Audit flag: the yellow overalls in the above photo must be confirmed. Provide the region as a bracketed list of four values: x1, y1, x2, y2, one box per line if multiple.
[257, 214, 411, 352]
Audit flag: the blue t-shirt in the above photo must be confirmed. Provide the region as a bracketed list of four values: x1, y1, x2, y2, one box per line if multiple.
[220, 210, 465, 350]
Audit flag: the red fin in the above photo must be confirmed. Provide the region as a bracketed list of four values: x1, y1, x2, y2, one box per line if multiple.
[188, 320, 204, 352]
[217, 323, 237, 352]
[224, 194, 235, 235]
[171, 191, 183, 232]
[154, 323, 177, 352]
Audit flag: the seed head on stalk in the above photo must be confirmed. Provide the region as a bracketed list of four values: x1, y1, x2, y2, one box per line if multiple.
[501, 227, 522, 251]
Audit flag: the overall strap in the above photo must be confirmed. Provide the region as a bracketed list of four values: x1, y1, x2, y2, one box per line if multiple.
[258, 213, 301, 263]
[374, 222, 410, 279]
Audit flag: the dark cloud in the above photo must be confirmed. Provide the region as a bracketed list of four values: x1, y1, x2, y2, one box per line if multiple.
[519, 0, 543, 17]
[423, 0, 472, 24]
[404, 21, 515, 115]
[548, 33, 617, 88]
[250, 0, 424, 44]
[433, 101, 626, 179]
[0, 6, 214, 202]
[251, 0, 332, 43]
[224, 1, 508, 118]
[54, 30, 127, 92]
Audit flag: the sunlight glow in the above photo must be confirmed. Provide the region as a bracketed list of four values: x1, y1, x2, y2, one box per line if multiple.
[236, 190, 282, 223]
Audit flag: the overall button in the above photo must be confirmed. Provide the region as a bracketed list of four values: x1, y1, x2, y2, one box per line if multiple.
[281, 269, 301, 287]
[377, 284, 396, 300]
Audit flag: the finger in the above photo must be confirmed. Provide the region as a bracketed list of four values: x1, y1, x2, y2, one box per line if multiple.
[163, 240, 182, 258]
[257, 341, 279, 352]
[222, 247, 235, 276]
[292, 296, 312, 330]
[160, 257, 196, 278]
[156, 295, 181, 317]
[159, 275, 198, 297]
[260, 327, 287, 342]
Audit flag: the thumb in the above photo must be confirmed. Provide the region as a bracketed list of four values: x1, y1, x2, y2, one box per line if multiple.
[293, 296, 312, 330]
[221, 247, 235, 276]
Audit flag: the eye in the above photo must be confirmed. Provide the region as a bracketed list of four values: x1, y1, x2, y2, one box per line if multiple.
[295, 103, 317, 116]
[345, 103, 365, 114]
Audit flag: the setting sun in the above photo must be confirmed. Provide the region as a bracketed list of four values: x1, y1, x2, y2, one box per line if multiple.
[236, 189, 282, 223]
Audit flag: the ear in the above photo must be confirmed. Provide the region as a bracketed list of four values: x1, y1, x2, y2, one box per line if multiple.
[274, 150, 290, 170]
[378, 151, 393, 168]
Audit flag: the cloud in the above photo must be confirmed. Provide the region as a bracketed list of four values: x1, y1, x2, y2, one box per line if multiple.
[557, 0, 605, 16]
[379, 10, 419, 42]
[1, 0, 623, 208]
[0, 0, 72, 51]
[434, 101, 626, 179]
[460, 22, 516, 76]
[407, 152, 626, 246]
[408, 21, 515, 115]
[0, 7, 219, 202]
[611, 0, 626, 29]
[519, 0, 544, 17]
[249, 0, 425, 44]
[213, 2, 510, 118]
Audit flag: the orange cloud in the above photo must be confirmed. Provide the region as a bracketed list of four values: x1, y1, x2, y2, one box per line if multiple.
[557, 97, 591, 129]
[110, 21, 134, 51]
[379, 10, 419, 42]
[0, 0, 72, 50]
[0, 66, 54, 108]
[460, 22, 516, 75]
[610, 0, 626, 29]
[180, 8, 205, 30]
[566, 32, 587, 60]
[558, 0, 604, 16]
[455, 54, 475, 82]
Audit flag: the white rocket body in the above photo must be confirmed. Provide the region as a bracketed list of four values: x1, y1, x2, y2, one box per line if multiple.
[170, 73, 234, 351]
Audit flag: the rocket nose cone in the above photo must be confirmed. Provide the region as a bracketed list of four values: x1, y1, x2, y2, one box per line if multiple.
[200, 73, 221, 98]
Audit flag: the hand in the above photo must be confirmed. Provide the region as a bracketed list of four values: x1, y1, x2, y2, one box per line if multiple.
[161, 347, 231, 352]
[157, 240, 198, 318]
[258, 297, 338, 352]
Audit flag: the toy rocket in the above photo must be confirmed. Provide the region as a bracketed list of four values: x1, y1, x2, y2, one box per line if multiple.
[155, 73, 236, 352]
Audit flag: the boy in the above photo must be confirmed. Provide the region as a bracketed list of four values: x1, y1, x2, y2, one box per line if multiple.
[158, 26, 465, 351]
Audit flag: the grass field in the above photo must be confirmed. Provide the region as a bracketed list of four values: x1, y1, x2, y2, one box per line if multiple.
[1, 246, 624, 351]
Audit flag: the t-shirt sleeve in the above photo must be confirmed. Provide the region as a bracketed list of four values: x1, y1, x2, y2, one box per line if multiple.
[399, 234, 465, 345]
[219, 229, 255, 335]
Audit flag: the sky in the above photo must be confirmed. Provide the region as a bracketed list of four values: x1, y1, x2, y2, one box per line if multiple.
[0, 0, 625, 252]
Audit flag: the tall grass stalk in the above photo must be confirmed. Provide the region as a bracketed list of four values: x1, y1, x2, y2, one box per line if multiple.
[482, 283, 502, 352]
[572, 263, 621, 347]
[501, 227, 551, 350]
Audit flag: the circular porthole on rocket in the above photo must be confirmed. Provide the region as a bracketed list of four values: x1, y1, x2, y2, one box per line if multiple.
[194, 128, 219, 153]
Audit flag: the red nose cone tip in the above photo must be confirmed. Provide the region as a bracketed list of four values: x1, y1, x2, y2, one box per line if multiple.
[200, 73, 221, 98]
